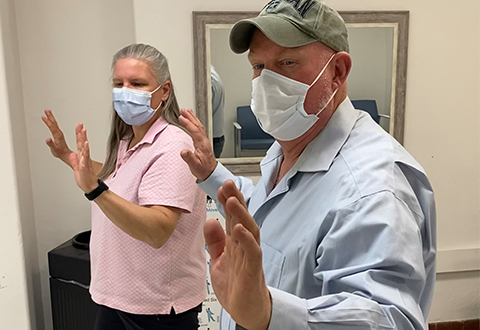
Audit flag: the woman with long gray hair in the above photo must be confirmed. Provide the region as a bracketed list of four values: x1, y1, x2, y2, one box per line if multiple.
[42, 44, 206, 329]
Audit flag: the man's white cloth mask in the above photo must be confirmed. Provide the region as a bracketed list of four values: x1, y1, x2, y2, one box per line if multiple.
[250, 54, 337, 141]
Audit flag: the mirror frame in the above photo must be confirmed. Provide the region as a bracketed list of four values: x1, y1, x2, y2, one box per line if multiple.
[193, 11, 409, 175]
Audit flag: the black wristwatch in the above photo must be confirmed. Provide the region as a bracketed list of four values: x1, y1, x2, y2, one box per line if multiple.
[85, 179, 109, 201]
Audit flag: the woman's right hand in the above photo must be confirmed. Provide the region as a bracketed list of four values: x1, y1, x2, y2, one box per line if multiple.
[42, 109, 74, 168]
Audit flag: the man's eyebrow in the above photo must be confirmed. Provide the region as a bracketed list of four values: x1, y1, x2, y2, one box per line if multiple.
[248, 48, 302, 61]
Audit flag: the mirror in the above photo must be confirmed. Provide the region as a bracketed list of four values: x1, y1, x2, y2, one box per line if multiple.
[194, 11, 409, 175]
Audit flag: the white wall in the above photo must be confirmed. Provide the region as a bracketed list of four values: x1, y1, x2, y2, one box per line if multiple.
[211, 28, 252, 158]
[13, 1, 136, 329]
[133, 0, 480, 322]
[0, 2, 32, 328]
[0, 0, 40, 328]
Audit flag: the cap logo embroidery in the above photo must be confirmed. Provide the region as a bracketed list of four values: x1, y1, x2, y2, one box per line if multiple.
[264, 0, 316, 18]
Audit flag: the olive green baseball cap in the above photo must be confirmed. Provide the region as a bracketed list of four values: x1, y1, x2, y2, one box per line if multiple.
[230, 0, 349, 54]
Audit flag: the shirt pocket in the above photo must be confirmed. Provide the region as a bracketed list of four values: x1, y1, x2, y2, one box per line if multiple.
[261, 242, 286, 288]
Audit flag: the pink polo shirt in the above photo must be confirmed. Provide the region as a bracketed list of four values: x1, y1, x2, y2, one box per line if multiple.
[89, 117, 206, 315]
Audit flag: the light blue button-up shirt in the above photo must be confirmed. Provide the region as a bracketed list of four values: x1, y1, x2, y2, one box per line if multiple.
[199, 98, 436, 330]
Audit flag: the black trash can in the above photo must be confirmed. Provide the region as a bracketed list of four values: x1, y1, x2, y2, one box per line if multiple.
[48, 230, 98, 330]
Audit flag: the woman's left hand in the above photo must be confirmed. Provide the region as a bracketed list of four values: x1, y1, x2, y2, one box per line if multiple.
[70, 123, 98, 194]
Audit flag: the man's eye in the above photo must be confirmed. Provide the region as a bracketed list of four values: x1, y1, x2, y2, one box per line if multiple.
[253, 64, 264, 70]
[114, 83, 123, 87]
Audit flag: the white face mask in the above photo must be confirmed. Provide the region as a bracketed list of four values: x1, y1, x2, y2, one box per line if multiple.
[250, 54, 337, 141]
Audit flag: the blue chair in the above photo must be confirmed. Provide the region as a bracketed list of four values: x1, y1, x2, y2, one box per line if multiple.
[233, 106, 275, 157]
[351, 99, 390, 124]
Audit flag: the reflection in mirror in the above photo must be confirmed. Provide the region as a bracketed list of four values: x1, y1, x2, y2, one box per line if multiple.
[210, 27, 270, 159]
[194, 11, 409, 174]
[347, 25, 395, 134]
[208, 24, 396, 159]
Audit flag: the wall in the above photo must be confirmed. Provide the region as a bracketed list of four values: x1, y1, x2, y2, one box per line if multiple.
[133, 0, 480, 322]
[210, 27, 252, 158]
[13, 1, 136, 329]
[347, 26, 393, 132]
[0, 0, 40, 328]
[0, 2, 32, 328]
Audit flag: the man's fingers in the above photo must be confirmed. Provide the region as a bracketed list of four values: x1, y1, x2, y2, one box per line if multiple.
[204, 218, 226, 262]
[220, 180, 257, 241]
[225, 195, 260, 244]
[222, 180, 248, 209]
[179, 109, 208, 141]
[232, 223, 263, 275]
[186, 108, 204, 127]
[179, 115, 206, 145]
[180, 149, 196, 165]
[180, 108, 201, 126]
[217, 186, 233, 235]
[180, 149, 204, 176]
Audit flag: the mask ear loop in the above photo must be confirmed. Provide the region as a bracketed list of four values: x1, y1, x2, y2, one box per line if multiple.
[151, 84, 164, 111]
[315, 88, 338, 116]
[150, 84, 162, 95]
[309, 53, 336, 87]
[309, 53, 338, 117]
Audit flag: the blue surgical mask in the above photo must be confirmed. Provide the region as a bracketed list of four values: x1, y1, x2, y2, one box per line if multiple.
[112, 85, 162, 126]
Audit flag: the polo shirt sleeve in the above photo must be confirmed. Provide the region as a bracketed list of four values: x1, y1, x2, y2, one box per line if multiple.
[138, 133, 199, 213]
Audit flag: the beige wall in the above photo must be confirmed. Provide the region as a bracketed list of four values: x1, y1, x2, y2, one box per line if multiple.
[0, 1, 32, 328]
[133, 0, 479, 322]
[12, 0, 136, 329]
[0, 0, 40, 328]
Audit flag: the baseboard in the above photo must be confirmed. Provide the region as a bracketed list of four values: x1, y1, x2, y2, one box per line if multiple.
[429, 319, 479, 330]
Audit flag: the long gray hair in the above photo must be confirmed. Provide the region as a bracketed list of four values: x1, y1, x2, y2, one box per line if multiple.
[98, 43, 182, 180]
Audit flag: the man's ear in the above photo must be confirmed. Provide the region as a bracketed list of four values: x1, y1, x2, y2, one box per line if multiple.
[332, 52, 351, 89]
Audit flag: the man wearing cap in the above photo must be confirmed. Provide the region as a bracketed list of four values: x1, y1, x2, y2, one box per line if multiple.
[179, 1, 436, 329]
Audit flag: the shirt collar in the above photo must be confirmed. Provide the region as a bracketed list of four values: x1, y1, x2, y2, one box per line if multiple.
[121, 116, 169, 151]
[260, 97, 359, 173]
